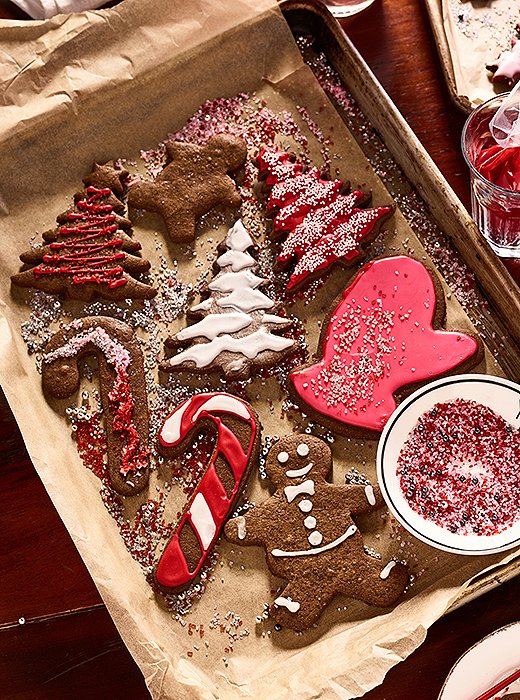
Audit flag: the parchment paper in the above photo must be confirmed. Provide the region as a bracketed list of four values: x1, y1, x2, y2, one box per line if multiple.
[441, 0, 520, 106]
[0, 1, 518, 698]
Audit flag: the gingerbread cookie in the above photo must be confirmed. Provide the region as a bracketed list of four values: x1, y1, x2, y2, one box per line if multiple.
[155, 392, 261, 591]
[160, 220, 296, 380]
[225, 434, 409, 632]
[289, 256, 483, 437]
[42, 316, 150, 496]
[256, 146, 394, 292]
[82, 160, 129, 196]
[487, 38, 520, 87]
[11, 186, 156, 302]
[128, 134, 247, 243]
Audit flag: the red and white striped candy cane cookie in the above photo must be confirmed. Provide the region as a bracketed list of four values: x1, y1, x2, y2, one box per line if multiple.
[156, 392, 261, 591]
[41, 316, 150, 496]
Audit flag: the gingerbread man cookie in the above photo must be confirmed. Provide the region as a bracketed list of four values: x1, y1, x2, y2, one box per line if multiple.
[128, 134, 247, 243]
[225, 435, 409, 632]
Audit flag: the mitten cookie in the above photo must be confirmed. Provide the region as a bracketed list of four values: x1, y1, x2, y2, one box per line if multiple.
[160, 220, 296, 380]
[155, 392, 261, 591]
[225, 434, 409, 632]
[128, 134, 247, 243]
[11, 186, 156, 302]
[42, 316, 150, 496]
[256, 146, 394, 292]
[289, 256, 482, 437]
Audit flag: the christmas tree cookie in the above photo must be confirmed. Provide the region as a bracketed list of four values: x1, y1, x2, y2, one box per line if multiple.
[11, 185, 156, 302]
[160, 219, 296, 380]
[256, 146, 394, 292]
[289, 256, 483, 436]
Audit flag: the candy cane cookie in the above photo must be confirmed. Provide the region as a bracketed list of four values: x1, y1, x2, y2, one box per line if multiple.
[42, 316, 150, 496]
[155, 392, 261, 592]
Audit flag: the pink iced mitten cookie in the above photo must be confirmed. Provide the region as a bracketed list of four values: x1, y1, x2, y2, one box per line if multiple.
[11, 185, 156, 302]
[160, 219, 296, 380]
[256, 146, 394, 292]
[225, 434, 409, 632]
[487, 38, 520, 87]
[155, 392, 261, 592]
[128, 134, 247, 243]
[289, 256, 482, 437]
[41, 317, 150, 496]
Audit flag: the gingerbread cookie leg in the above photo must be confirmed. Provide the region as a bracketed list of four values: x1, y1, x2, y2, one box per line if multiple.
[156, 392, 261, 592]
[342, 555, 409, 609]
[41, 317, 150, 496]
[271, 577, 333, 631]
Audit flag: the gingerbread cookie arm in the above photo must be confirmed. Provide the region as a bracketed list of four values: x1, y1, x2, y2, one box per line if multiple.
[156, 392, 261, 591]
[41, 317, 150, 496]
[330, 482, 385, 515]
[225, 498, 280, 547]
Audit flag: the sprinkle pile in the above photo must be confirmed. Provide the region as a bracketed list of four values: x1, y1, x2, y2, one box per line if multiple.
[397, 399, 520, 535]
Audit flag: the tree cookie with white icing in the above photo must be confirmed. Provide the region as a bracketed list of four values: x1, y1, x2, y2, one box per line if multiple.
[225, 434, 409, 632]
[160, 220, 296, 380]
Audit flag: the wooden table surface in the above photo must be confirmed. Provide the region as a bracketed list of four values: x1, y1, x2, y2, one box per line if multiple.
[1, 1, 519, 698]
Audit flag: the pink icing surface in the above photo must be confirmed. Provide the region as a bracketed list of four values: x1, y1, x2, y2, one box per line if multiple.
[289, 256, 480, 432]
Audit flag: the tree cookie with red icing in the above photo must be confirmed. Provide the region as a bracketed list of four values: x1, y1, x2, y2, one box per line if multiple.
[11, 186, 156, 302]
[256, 145, 394, 293]
[42, 316, 150, 496]
[289, 256, 483, 437]
[225, 434, 409, 632]
[155, 392, 261, 592]
[128, 134, 247, 243]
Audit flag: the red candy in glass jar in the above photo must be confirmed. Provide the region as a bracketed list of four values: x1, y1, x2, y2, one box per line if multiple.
[462, 91, 520, 284]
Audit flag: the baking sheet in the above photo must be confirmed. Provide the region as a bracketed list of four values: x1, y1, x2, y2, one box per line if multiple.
[0, 1, 519, 698]
[426, 0, 520, 110]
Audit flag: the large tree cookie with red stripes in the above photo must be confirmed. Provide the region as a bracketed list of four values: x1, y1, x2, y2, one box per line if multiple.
[128, 134, 247, 243]
[225, 434, 409, 632]
[41, 316, 150, 496]
[11, 186, 156, 302]
[256, 146, 394, 292]
[155, 392, 261, 592]
[289, 256, 483, 437]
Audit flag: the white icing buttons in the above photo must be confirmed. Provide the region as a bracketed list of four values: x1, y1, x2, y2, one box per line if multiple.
[298, 499, 313, 513]
[277, 451, 289, 464]
[303, 515, 316, 529]
[308, 531, 323, 546]
[296, 443, 310, 457]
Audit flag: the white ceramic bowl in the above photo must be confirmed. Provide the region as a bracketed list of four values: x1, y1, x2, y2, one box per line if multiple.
[438, 622, 520, 700]
[376, 374, 520, 555]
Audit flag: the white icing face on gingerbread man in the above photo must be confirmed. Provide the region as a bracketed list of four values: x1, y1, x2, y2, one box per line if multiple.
[269, 437, 336, 554]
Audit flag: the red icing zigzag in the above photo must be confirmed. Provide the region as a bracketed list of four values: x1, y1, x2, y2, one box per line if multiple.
[289, 256, 481, 434]
[257, 146, 394, 291]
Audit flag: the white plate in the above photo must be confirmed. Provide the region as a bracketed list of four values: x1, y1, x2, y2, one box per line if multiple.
[376, 374, 520, 555]
[439, 622, 520, 700]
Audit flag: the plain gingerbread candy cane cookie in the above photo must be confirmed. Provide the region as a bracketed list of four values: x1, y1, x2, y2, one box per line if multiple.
[155, 392, 261, 592]
[225, 434, 409, 632]
[41, 316, 150, 496]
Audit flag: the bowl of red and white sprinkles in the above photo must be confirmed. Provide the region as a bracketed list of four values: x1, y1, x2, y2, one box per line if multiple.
[377, 374, 520, 555]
